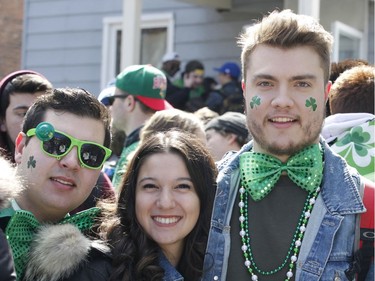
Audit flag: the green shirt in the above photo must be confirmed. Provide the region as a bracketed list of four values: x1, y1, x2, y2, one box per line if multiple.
[112, 141, 139, 191]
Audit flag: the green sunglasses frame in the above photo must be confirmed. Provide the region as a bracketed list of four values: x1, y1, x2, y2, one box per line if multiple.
[26, 127, 112, 170]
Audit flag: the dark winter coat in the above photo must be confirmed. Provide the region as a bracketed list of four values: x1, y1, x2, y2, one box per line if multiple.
[0, 157, 19, 281]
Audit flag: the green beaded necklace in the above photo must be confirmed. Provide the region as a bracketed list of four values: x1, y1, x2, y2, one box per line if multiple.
[239, 186, 320, 280]
[238, 146, 324, 280]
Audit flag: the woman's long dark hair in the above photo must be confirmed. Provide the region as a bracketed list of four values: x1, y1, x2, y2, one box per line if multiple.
[101, 130, 217, 281]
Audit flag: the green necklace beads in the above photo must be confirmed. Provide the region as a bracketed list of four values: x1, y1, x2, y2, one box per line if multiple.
[238, 185, 320, 280]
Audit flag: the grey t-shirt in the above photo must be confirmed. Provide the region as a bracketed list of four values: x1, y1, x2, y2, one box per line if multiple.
[227, 176, 308, 280]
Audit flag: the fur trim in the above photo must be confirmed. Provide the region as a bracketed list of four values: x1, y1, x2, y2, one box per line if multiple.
[0, 156, 23, 208]
[24, 224, 92, 281]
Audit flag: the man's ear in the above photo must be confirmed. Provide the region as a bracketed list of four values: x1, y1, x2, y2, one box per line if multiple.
[127, 95, 137, 111]
[325, 81, 332, 102]
[14, 132, 26, 164]
[226, 133, 238, 145]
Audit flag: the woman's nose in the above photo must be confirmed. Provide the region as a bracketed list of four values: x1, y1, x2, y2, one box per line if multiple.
[156, 189, 176, 209]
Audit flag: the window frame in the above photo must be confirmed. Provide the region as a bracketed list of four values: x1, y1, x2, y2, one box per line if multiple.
[331, 21, 364, 62]
[101, 12, 174, 89]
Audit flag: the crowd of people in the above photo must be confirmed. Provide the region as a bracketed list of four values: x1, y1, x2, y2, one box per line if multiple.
[0, 8, 374, 281]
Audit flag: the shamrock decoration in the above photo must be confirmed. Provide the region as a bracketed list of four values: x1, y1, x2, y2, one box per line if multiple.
[27, 156, 36, 169]
[332, 120, 374, 177]
[250, 96, 261, 109]
[336, 126, 371, 157]
[305, 97, 317, 111]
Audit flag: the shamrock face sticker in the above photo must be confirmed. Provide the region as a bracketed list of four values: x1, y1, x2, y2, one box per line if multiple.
[27, 156, 36, 169]
[250, 96, 261, 109]
[305, 97, 317, 111]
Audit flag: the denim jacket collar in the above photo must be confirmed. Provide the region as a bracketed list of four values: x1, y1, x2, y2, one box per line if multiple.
[159, 252, 184, 281]
[319, 139, 365, 215]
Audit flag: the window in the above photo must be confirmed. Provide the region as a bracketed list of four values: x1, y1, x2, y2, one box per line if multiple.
[101, 13, 174, 88]
[331, 21, 364, 62]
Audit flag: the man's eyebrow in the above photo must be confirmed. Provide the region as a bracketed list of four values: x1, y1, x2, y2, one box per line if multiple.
[289, 74, 317, 81]
[251, 74, 318, 82]
[252, 74, 276, 81]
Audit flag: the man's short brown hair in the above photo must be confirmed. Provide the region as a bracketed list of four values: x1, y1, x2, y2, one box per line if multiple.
[329, 65, 374, 114]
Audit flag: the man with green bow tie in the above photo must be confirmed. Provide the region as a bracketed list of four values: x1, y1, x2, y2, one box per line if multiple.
[0, 88, 113, 281]
[202, 9, 374, 281]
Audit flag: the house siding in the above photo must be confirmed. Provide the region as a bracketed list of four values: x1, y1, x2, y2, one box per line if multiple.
[23, 0, 121, 93]
[368, 0, 374, 63]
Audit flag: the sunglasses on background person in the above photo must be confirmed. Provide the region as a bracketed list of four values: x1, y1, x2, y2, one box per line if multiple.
[106, 94, 129, 106]
[26, 122, 112, 169]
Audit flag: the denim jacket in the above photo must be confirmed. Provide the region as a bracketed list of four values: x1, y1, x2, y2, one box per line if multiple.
[159, 252, 184, 281]
[202, 139, 370, 281]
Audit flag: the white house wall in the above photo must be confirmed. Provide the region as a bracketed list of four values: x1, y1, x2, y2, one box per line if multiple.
[22, 0, 371, 96]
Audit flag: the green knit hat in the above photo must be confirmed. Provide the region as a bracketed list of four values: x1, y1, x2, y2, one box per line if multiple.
[115, 64, 172, 111]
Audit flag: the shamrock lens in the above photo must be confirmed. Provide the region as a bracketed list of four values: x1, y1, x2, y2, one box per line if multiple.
[27, 125, 111, 169]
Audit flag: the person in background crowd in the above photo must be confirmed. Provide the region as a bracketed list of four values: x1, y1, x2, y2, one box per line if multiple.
[172, 60, 205, 112]
[329, 59, 369, 84]
[326, 58, 369, 116]
[202, 9, 373, 281]
[202, 76, 218, 98]
[205, 111, 250, 161]
[140, 108, 206, 145]
[98, 82, 116, 108]
[161, 52, 188, 108]
[0, 88, 112, 281]
[194, 106, 219, 126]
[322, 64, 374, 181]
[322, 65, 375, 279]
[123, 108, 206, 165]
[110, 64, 172, 190]
[206, 62, 243, 114]
[161, 51, 181, 83]
[97, 83, 126, 181]
[0, 70, 53, 162]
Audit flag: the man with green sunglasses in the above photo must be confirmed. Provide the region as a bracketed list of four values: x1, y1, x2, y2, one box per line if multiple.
[0, 87, 113, 280]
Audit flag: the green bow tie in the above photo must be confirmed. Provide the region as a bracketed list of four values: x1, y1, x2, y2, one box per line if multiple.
[240, 144, 323, 201]
[5, 207, 100, 280]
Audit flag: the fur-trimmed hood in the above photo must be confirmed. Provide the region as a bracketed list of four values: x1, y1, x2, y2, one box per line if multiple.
[0, 156, 23, 209]
[24, 224, 109, 281]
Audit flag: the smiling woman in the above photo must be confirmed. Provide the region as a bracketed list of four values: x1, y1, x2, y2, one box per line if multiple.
[135, 152, 200, 267]
[98, 130, 218, 281]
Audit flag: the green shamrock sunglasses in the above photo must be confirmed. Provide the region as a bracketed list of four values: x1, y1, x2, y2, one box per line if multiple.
[26, 122, 112, 169]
